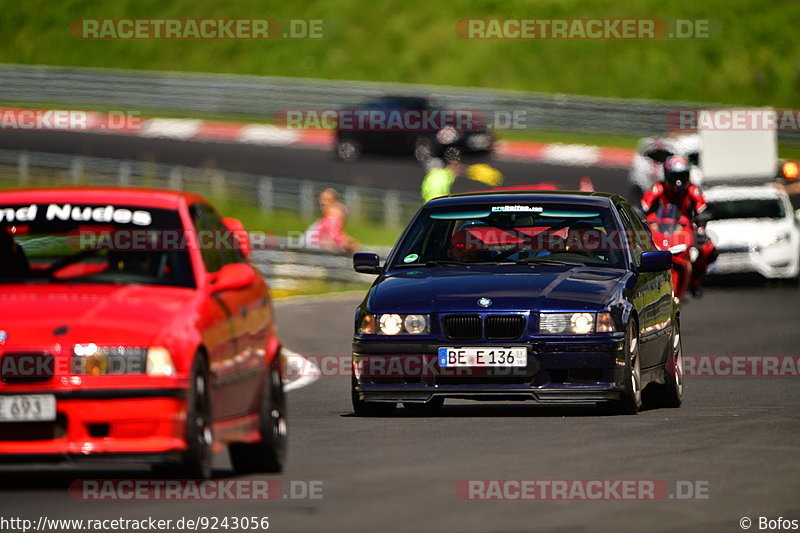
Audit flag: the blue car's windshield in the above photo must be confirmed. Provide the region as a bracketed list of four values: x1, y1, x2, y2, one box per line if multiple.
[391, 202, 627, 269]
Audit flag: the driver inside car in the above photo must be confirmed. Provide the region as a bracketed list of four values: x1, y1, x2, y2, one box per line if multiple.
[0, 228, 30, 278]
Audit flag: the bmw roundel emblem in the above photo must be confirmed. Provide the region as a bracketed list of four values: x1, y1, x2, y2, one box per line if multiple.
[478, 297, 492, 308]
[0, 331, 7, 345]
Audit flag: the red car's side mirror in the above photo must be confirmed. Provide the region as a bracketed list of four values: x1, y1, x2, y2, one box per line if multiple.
[223, 217, 250, 259]
[212, 263, 255, 292]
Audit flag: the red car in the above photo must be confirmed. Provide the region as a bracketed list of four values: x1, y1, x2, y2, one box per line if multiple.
[0, 188, 286, 477]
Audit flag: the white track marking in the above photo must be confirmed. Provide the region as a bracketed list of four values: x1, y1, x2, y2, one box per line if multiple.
[238, 124, 300, 146]
[282, 347, 320, 392]
[139, 118, 202, 139]
[541, 143, 601, 166]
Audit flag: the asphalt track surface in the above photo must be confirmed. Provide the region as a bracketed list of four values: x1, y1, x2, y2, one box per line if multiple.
[0, 129, 628, 194]
[0, 132, 798, 533]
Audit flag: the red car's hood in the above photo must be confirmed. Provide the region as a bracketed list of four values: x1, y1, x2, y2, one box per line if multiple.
[0, 283, 198, 348]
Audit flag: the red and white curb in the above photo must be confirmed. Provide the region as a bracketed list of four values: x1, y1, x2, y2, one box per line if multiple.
[0, 107, 635, 168]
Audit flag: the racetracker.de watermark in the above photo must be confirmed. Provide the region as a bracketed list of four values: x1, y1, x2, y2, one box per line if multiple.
[456, 19, 717, 40]
[677, 355, 800, 377]
[69, 19, 328, 40]
[275, 109, 488, 131]
[667, 109, 800, 131]
[456, 479, 709, 501]
[276, 108, 555, 131]
[68, 479, 323, 501]
[0, 108, 140, 132]
[286, 354, 800, 380]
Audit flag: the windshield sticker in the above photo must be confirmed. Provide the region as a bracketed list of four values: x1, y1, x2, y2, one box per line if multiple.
[0, 204, 153, 226]
[430, 210, 491, 220]
[491, 205, 543, 212]
[403, 253, 419, 263]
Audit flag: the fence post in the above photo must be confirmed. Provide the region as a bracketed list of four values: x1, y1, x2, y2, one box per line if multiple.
[118, 161, 131, 186]
[17, 151, 29, 186]
[344, 187, 361, 221]
[300, 180, 315, 220]
[168, 167, 183, 190]
[385, 190, 401, 227]
[210, 170, 226, 200]
[70, 157, 84, 184]
[258, 177, 274, 212]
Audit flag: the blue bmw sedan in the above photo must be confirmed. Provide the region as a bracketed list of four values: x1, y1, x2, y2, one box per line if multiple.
[351, 191, 683, 415]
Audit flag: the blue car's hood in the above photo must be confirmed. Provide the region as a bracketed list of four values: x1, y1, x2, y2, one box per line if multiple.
[368, 266, 625, 313]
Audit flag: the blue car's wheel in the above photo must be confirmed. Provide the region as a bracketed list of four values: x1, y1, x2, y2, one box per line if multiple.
[646, 327, 684, 408]
[614, 322, 642, 415]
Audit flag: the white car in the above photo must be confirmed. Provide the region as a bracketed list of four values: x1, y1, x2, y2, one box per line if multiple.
[705, 184, 800, 280]
[629, 133, 702, 203]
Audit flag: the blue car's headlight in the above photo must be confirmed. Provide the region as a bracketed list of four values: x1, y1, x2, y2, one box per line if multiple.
[359, 314, 430, 335]
[539, 312, 616, 334]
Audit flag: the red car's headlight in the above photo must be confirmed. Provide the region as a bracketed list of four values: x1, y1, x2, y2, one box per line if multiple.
[72, 344, 175, 376]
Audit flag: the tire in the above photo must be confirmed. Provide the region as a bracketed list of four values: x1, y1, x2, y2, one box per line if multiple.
[646, 327, 684, 408]
[335, 138, 360, 161]
[229, 359, 288, 474]
[612, 322, 642, 415]
[182, 354, 213, 478]
[403, 397, 444, 414]
[443, 146, 462, 163]
[352, 377, 396, 417]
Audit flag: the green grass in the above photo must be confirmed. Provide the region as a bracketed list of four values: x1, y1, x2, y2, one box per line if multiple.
[211, 200, 402, 247]
[269, 281, 369, 299]
[1, 0, 798, 108]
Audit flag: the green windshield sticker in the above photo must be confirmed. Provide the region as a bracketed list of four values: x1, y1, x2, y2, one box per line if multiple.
[403, 253, 419, 263]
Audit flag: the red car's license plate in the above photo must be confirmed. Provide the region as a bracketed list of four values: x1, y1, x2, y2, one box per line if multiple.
[0, 394, 57, 422]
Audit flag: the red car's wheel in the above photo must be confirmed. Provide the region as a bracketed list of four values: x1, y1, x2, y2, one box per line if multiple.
[229, 358, 287, 474]
[182, 353, 213, 478]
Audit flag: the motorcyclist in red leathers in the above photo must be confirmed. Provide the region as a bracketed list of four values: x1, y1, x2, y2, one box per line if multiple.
[641, 155, 717, 297]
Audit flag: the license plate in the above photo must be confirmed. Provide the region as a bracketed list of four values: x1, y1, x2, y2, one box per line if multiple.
[438, 347, 527, 367]
[0, 395, 56, 422]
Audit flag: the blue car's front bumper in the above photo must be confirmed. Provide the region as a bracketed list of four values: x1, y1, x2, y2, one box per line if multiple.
[353, 334, 627, 404]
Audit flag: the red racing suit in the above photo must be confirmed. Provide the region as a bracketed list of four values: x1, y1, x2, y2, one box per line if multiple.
[642, 182, 716, 290]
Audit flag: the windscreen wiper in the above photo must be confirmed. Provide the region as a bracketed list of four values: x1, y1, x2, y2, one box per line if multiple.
[514, 257, 584, 266]
[424, 260, 471, 267]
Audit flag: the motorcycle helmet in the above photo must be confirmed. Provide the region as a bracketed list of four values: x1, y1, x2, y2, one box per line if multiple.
[663, 155, 690, 194]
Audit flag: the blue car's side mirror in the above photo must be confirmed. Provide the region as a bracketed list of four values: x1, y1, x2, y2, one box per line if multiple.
[354, 253, 381, 274]
[639, 251, 673, 272]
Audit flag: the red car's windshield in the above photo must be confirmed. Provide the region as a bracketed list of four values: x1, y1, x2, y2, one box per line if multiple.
[0, 203, 195, 287]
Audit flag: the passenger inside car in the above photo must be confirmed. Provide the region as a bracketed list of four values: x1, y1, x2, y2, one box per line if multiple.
[0, 229, 30, 277]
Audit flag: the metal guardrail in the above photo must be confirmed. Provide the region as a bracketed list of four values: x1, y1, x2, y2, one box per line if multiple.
[0, 148, 405, 289]
[251, 243, 390, 290]
[0, 149, 421, 227]
[2, 64, 798, 143]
